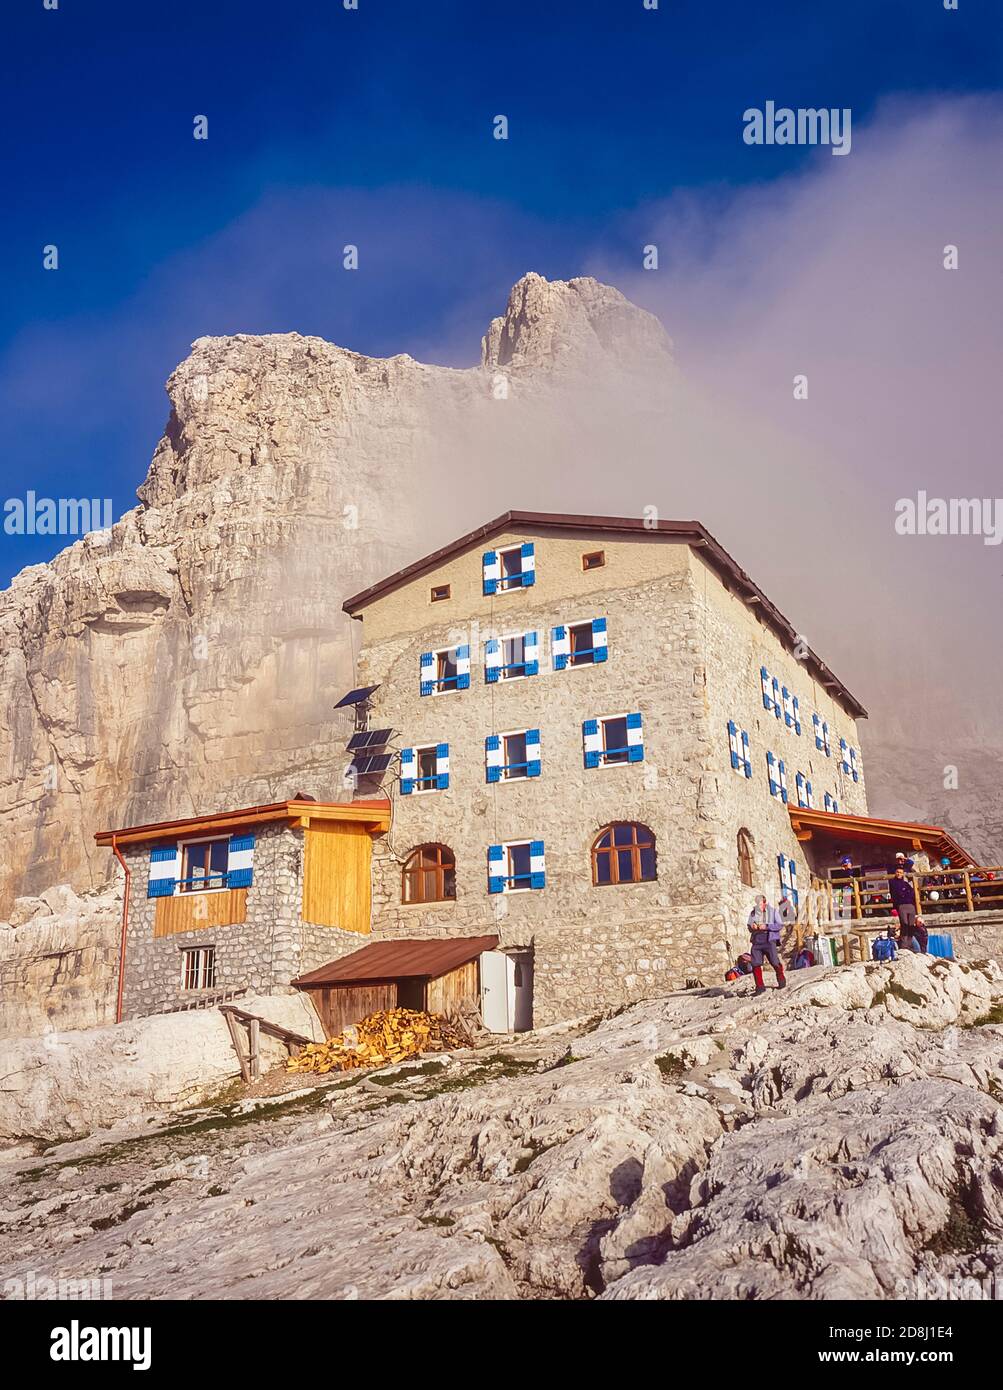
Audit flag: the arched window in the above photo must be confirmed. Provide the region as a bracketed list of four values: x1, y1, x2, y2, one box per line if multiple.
[402, 844, 456, 904]
[737, 828, 755, 887]
[592, 823, 656, 886]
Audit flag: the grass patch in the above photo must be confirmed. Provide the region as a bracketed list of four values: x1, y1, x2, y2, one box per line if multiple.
[418, 1213, 455, 1228]
[90, 1201, 152, 1232]
[546, 1049, 583, 1070]
[966, 1004, 1003, 1028]
[924, 1184, 988, 1255]
[656, 1053, 688, 1079]
[368, 1061, 446, 1086]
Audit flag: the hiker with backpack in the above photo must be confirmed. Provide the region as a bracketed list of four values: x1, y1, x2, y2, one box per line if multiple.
[888, 864, 919, 945]
[746, 894, 787, 995]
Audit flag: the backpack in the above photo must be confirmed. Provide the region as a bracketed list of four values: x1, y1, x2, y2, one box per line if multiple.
[793, 948, 814, 970]
[872, 937, 897, 962]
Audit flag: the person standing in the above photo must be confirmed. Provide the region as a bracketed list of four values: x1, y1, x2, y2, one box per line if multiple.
[747, 894, 787, 995]
[888, 865, 918, 946]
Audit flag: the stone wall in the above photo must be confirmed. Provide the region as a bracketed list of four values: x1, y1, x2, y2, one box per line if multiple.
[354, 525, 868, 1024]
[120, 823, 362, 1019]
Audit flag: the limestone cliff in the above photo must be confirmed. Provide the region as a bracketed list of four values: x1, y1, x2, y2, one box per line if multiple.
[0, 274, 671, 915]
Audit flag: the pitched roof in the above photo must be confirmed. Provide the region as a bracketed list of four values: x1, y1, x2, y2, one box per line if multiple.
[95, 799, 391, 848]
[292, 935, 499, 987]
[342, 510, 867, 719]
[787, 807, 974, 867]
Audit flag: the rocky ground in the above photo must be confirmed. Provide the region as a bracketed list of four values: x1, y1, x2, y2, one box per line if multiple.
[2, 952, 1003, 1301]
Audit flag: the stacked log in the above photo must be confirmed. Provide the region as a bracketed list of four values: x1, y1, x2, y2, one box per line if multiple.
[286, 1008, 465, 1075]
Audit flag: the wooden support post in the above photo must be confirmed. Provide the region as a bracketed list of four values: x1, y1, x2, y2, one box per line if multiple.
[852, 878, 862, 920]
[913, 876, 921, 913]
[223, 1008, 251, 1083]
[964, 871, 974, 913]
[249, 1017, 261, 1083]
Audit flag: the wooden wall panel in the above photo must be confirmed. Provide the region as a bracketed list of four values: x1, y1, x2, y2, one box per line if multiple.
[314, 983, 397, 1036]
[302, 822, 373, 932]
[153, 889, 248, 939]
[427, 960, 479, 1017]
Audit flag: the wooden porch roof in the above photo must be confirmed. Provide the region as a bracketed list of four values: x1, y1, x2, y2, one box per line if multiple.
[95, 798, 392, 848]
[787, 807, 974, 867]
[292, 935, 500, 988]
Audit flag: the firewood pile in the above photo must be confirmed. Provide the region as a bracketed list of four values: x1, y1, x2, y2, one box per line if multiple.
[285, 1007, 472, 1075]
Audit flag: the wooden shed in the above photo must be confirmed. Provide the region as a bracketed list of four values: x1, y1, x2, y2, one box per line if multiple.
[292, 935, 498, 1037]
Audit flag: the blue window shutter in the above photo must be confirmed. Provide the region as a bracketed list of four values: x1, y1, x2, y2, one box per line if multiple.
[529, 840, 546, 889]
[148, 843, 179, 898]
[400, 746, 415, 796]
[793, 696, 802, 736]
[435, 742, 450, 791]
[485, 734, 501, 784]
[626, 711, 644, 762]
[767, 752, 778, 797]
[728, 719, 740, 771]
[523, 631, 539, 677]
[420, 651, 434, 697]
[796, 772, 806, 808]
[592, 616, 608, 662]
[484, 637, 501, 683]
[779, 760, 788, 803]
[583, 718, 601, 769]
[483, 550, 499, 596]
[520, 541, 536, 586]
[227, 833, 255, 890]
[456, 644, 471, 690]
[552, 624, 569, 671]
[487, 844, 505, 894]
[526, 728, 541, 777]
[742, 731, 752, 777]
[772, 677, 781, 718]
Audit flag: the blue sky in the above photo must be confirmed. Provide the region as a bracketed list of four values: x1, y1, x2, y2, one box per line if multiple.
[1, 0, 999, 582]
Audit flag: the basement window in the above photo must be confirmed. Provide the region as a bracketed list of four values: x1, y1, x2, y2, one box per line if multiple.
[430, 584, 451, 602]
[582, 550, 605, 571]
[181, 946, 217, 991]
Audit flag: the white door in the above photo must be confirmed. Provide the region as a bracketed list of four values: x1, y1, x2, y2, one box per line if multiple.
[480, 951, 515, 1032]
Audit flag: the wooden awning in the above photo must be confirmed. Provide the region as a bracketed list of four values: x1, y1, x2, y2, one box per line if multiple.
[292, 935, 499, 988]
[95, 798, 391, 848]
[787, 807, 974, 867]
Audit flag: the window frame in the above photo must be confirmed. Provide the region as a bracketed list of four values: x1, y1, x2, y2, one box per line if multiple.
[181, 945, 217, 990]
[411, 744, 441, 794]
[566, 618, 602, 667]
[178, 835, 230, 895]
[496, 544, 527, 592]
[501, 839, 534, 893]
[401, 843, 456, 905]
[591, 823, 657, 887]
[497, 631, 529, 681]
[432, 645, 461, 695]
[430, 583, 451, 603]
[581, 549, 605, 571]
[500, 728, 530, 781]
[597, 712, 630, 767]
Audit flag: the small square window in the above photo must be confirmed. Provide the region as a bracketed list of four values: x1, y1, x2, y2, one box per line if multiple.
[430, 584, 450, 602]
[498, 546, 526, 592]
[181, 946, 217, 990]
[582, 550, 605, 571]
[414, 746, 439, 792]
[180, 839, 228, 893]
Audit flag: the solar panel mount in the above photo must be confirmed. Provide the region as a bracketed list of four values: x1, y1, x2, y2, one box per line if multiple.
[334, 685, 380, 710]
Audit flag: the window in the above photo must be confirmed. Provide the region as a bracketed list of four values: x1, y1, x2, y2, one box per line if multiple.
[760, 666, 781, 719]
[488, 840, 545, 892]
[486, 729, 541, 782]
[402, 844, 456, 903]
[729, 722, 752, 778]
[486, 631, 539, 681]
[813, 714, 831, 756]
[767, 751, 788, 802]
[420, 645, 469, 695]
[483, 543, 535, 594]
[180, 839, 228, 893]
[583, 713, 644, 768]
[430, 584, 450, 602]
[400, 744, 448, 794]
[737, 829, 755, 887]
[552, 618, 607, 669]
[182, 946, 217, 990]
[592, 823, 656, 886]
[582, 550, 605, 571]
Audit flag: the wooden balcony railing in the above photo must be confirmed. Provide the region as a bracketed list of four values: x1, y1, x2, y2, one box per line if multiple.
[809, 868, 1003, 924]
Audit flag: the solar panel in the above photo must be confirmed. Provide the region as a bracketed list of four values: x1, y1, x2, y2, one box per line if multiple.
[346, 728, 393, 752]
[351, 753, 393, 776]
[334, 685, 380, 710]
